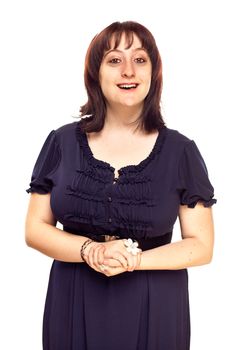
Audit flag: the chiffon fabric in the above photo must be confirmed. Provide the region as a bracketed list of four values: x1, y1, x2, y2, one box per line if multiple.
[26, 120, 216, 350]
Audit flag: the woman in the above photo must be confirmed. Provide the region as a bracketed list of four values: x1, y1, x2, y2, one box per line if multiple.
[25, 21, 216, 350]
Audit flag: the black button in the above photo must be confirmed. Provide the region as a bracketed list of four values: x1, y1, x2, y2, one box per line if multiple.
[113, 177, 118, 182]
[108, 218, 112, 223]
[108, 196, 112, 202]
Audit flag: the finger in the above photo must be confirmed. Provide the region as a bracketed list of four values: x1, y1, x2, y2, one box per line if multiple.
[102, 258, 122, 267]
[91, 245, 107, 273]
[112, 253, 128, 269]
[82, 244, 106, 274]
[128, 253, 142, 271]
[87, 243, 97, 268]
[120, 240, 137, 270]
[103, 265, 127, 277]
[93, 244, 104, 268]
[124, 252, 135, 271]
[98, 245, 106, 264]
[93, 245, 111, 274]
[85, 246, 105, 274]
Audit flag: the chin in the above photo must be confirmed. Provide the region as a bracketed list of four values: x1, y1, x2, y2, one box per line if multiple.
[119, 98, 144, 107]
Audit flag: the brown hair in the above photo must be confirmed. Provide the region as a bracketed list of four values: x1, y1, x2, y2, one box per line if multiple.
[79, 21, 165, 133]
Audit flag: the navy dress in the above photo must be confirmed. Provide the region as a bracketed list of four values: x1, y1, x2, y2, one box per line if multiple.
[26, 120, 216, 350]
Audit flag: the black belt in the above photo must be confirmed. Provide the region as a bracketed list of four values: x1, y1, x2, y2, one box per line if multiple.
[63, 226, 172, 251]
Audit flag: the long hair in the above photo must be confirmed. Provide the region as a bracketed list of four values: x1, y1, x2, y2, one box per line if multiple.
[79, 21, 165, 133]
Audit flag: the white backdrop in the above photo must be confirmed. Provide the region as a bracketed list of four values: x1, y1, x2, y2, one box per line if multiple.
[0, 0, 235, 349]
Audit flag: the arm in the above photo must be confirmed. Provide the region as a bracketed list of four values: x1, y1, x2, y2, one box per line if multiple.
[25, 193, 93, 263]
[25, 193, 140, 273]
[136, 202, 215, 270]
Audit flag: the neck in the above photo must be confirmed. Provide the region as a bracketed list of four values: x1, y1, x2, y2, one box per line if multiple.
[104, 104, 143, 133]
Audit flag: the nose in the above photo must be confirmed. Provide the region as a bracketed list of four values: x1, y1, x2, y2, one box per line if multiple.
[121, 60, 135, 78]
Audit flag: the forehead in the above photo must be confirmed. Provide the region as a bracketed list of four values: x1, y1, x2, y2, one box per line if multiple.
[108, 32, 143, 51]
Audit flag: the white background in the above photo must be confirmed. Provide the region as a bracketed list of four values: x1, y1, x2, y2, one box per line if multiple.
[0, 0, 235, 349]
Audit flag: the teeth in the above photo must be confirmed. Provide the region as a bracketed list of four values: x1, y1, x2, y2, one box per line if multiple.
[118, 84, 137, 89]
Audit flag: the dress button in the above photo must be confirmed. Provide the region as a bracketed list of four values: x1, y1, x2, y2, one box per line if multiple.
[108, 196, 112, 202]
[108, 218, 112, 223]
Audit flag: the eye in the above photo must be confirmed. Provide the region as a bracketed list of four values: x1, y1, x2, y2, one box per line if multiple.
[134, 57, 147, 63]
[108, 58, 121, 64]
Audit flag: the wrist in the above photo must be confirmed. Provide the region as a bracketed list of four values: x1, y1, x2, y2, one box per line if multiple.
[80, 239, 94, 262]
[135, 251, 144, 270]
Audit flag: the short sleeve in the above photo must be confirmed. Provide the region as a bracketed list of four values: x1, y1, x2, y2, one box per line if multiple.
[177, 140, 217, 208]
[26, 130, 61, 194]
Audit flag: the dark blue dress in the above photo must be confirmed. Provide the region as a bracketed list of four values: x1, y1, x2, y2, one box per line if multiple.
[26, 120, 216, 350]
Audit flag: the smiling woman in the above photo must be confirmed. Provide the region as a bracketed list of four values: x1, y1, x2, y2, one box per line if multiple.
[99, 34, 152, 111]
[25, 21, 216, 350]
[80, 21, 164, 133]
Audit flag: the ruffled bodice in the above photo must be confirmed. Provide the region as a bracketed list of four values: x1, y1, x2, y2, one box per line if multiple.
[26, 120, 216, 240]
[75, 121, 167, 178]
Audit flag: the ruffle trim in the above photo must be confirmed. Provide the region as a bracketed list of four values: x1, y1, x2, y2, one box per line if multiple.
[182, 197, 217, 208]
[66, 169, 156, 204]
[26, 187, 50, 194]
[75, 121, 167, 175]
[63, 213, 155, 238]
[26, 182, 52, 194]
[66, 187, 104, 202]
[66, 168, 111, 199]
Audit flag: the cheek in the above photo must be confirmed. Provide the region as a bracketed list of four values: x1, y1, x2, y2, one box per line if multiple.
[99, 71, 107, 95]
[142, 75, 152, 91]
[100, 77, 110, 96]
[99, 68, 112, 88]
[140, 67, 152, 83]
[98, 66, 106, 87]
[99, 75, 114, 100]
[147, 67, 152, 83]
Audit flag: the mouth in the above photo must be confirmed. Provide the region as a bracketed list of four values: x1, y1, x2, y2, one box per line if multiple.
[116, 83, 139, 90]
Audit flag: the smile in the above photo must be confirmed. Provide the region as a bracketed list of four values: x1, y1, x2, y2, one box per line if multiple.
[117, 83, 139, 90]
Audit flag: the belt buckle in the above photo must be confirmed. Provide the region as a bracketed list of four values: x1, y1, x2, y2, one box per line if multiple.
[104, 235, 120, 242]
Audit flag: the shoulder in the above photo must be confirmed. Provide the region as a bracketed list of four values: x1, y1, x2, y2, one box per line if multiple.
[165, 127, 192, 144]
[50, 120, 79, 147]
[165, 127, 194, 150]
[54, 120, 78, 137]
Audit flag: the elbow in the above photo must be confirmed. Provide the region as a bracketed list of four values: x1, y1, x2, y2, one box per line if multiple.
[203, 254, 213, 266]
[25, 228, 34, 248]
[201, 246, 214, 265]
[190, 238, 214, 266]
[25, 220, 38, 248]
[206, 250, 214, 264]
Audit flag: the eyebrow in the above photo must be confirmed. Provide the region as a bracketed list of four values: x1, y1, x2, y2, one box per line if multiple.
[104, 47, 148, 58]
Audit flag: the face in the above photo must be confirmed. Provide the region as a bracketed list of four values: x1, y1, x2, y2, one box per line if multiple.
[99, 33, 152, 111]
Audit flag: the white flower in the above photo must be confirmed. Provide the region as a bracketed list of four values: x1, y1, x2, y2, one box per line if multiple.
[124, 238, 142, 255]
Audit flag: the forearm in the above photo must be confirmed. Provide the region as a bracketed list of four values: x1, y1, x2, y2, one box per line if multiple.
[136, 237, 213, 270]
[25, 222, 89, 262]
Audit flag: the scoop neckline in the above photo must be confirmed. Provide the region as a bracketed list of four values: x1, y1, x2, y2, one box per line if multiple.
[76, 122, 167, 176]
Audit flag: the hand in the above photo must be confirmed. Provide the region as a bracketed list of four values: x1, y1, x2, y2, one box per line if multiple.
[82, 241, 105, 273]
[101, 252, 142, 277]
[82, 239, 142, 276]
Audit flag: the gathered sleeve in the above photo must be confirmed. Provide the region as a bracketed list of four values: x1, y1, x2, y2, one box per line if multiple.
[26, 130, 61, 194]
[177, 140, 217, 208]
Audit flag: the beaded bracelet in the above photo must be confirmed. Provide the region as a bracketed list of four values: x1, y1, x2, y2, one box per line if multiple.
[80, 239, 94, 262]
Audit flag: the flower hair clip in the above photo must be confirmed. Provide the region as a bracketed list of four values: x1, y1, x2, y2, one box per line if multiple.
[123, 238, 142, 255]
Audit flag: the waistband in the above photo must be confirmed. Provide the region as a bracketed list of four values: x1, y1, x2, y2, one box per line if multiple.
[63, 226, 172, 251]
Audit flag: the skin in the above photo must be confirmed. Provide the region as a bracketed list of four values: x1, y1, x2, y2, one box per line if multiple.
[25, 33, 215, 277]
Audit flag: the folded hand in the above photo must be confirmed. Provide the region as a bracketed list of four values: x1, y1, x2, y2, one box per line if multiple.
[82, 239, 142, 276]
